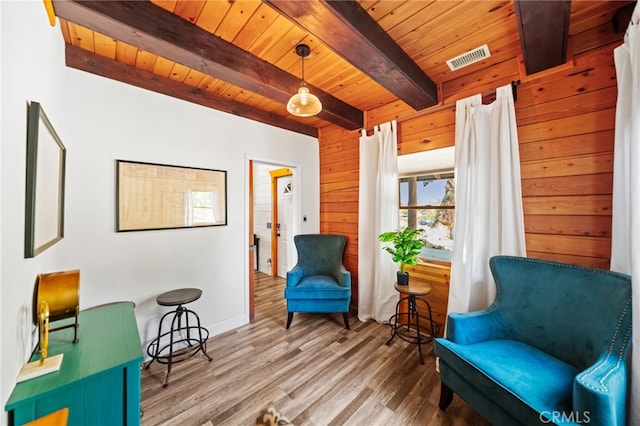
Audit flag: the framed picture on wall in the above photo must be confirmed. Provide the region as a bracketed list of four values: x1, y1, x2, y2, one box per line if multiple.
[116, 160, 227, 232]
[24, 101, 66, 258]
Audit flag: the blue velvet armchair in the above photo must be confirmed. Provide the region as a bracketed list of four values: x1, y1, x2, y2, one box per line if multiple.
[284, 234, 351, 329]
[435, 256, 632, 425]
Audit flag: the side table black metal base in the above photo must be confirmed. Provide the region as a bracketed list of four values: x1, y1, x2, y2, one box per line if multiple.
[386, 282, 440, 365]
[145, 288, 212, 387]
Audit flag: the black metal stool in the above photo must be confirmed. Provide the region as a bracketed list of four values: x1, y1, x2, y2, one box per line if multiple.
[145, 288, 212, 387]
[386, 281, 440, 365]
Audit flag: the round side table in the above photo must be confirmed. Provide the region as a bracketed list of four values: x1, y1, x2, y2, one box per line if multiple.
[145, 288, 212, 387]
[386, 281, 440, 365]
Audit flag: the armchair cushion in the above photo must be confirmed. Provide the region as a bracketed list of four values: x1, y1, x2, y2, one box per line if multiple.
[435, 256, 632, 425]
[437, 339, 577, 422]
[284, 275, 350, 300]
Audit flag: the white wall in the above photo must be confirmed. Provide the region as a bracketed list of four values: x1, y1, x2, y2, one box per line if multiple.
[0, 1, 319, 420]
[253, 163, 275, 274]
[1, 1, 71, 419]
[253, 163, 272, 273]
[0, 0, 4, 417]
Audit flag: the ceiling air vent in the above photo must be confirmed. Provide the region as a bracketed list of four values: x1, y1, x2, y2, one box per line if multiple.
[446, 44, 491, 71]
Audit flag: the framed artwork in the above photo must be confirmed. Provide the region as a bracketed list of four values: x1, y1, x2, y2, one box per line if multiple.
[24, 101, 66, 258]
[116, 160, 227, 232]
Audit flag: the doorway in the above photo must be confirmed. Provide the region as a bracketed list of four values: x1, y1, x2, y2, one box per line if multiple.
[248, 160, 298, 320]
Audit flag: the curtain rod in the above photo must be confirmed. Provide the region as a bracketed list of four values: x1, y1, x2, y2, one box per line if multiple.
[364, 80, 521, 132]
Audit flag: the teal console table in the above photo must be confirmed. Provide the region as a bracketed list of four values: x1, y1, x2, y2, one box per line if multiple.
[5, 302, 143, 425]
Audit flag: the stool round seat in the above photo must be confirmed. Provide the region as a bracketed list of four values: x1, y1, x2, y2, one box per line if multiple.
[394, 281, 432, 296]
[157, 288, 202, 306]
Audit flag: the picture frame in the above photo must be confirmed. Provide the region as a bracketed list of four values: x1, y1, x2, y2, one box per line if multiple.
[116, 160, 227, 232]
[24, 101, 66, 258]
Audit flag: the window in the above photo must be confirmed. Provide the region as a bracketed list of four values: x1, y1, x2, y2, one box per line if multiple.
[399, 173, 454, 263]
[187, 191, 218, 225]
[282, 180, 293, 195]
[397, 147, 455, 264]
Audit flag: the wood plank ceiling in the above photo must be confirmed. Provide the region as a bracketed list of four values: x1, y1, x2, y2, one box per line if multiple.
[50, 0, 632, 137]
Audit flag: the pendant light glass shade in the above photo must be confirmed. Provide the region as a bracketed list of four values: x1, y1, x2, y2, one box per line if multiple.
[287, 85, 322, 117]
[288, 44, 322, 117]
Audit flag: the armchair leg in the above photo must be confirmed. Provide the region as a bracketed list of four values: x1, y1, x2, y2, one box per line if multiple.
[343, 313, 350, 330]
[438, 382, 454, 410]
[286, 312, 294, 329]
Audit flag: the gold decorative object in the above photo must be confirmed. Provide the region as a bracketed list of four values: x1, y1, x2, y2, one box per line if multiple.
[42, 0, 56, 27]
[33, 269, 80, 343]
[16, 297, 64, 383]
[38, 301, 50, 365]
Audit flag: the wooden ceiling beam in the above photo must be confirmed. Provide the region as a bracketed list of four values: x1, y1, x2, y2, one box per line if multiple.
[52, 0, 362, 130]
[65, 45, 318, 137]
[264, 0, 439, 110]
[515, 0, 572, 75]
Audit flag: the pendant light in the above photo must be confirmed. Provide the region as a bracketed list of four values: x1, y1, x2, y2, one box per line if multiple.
[287, 44, 322, 117]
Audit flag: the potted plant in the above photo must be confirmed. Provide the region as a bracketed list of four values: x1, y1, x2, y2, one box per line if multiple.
[378, 227, 425, 285]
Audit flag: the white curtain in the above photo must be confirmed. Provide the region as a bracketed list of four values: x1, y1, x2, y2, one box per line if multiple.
[447, 84, 527, 315]
[612, 3, 640, 423]
[358, 121, 399, 322]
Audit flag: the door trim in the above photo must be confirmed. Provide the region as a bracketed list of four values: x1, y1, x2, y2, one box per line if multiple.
[248, 160, 255, 320]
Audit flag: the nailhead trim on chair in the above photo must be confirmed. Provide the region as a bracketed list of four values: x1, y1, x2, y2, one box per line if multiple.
[577, 298, 632, 392]
[497, 256, 631, 278]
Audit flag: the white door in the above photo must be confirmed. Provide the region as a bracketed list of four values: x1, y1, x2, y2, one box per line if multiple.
[277, 177, 293, 278]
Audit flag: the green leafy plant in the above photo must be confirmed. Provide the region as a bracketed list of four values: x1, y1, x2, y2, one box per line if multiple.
[378, 227, 425, 274]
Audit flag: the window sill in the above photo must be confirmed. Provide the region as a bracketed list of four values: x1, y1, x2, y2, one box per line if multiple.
[418, 259, 451, 269]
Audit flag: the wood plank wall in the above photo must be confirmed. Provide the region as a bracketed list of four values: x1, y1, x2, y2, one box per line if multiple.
[319, 26, 625, 316]
[319, 126, 361, 306]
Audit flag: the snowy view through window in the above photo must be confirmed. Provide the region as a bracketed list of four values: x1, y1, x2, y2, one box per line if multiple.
[399, 173, 454, 262]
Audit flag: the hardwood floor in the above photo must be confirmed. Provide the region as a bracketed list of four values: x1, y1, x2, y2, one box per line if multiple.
[141, 273, 489, 426]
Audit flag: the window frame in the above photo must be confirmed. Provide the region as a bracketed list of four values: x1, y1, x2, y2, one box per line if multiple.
[398, 171, 455, 265]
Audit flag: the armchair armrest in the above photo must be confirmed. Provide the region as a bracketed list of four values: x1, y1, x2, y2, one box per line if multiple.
[446, 306, 508, 345]
[286, 266, 304, 287]
[335, 266, 351, 287]
[573, 353, 629, 425]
